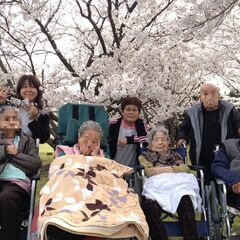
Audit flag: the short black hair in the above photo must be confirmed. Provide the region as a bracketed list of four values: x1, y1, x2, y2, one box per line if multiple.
[121, 97, 142, 112]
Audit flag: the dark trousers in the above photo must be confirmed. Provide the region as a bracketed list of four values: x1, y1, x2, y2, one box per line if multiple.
[47, 226, 87, 240]
[227, 189, 240, 210]
[0, 181, 29, 240]
[142, 195, 199, 240]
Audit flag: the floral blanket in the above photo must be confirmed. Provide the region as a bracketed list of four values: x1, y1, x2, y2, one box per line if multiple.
[38, 155, 149, 240]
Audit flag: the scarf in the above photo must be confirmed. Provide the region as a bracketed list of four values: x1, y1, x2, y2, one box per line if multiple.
[141, 149, 182, 167]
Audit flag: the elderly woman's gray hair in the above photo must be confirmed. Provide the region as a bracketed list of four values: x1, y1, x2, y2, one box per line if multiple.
[147, 125, 169, 145]
[78, 120, 103, 139]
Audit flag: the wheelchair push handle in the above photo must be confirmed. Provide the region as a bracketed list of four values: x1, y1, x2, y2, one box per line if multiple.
[175, 143, 187, 160]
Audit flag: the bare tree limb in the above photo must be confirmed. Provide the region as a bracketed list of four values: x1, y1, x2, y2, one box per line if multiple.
[126, 1, 137, 13]
[107, 0, 120, 48]
[188, 0, 238, 30]
[23, 44, 36, 75]
[75, 0, 107, 54]
[35, 18, 79, 77]
[0, 57, 8, 73]
[142, 0, 175, 31]
[44, 0, 62, 29]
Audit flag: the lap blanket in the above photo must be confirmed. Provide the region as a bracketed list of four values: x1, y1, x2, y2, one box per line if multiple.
[142, 172, 202, 214]
[38, 155, 149, 240]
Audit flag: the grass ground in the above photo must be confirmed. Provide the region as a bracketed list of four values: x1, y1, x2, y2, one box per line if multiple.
[36, 143, 54, 205]
[37, 144, 240, 238]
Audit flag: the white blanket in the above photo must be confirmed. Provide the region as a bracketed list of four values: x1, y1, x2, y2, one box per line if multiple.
[142, 172, 202, 214]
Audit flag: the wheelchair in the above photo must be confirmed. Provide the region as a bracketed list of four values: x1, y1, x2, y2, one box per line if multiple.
[40, 103, 148, 240]
[209, 141, 240, 240]
[210, 178, 240, 240]
[0, 138, 40, 240]
[138, 144, 222, 240]
[19, 171, 40, 240]
[18, 138, 41, 240]
[56, 103, 109, 156]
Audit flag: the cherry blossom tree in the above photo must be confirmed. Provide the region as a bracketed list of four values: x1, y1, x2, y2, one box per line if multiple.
[198, 5, 240, 96]
[0, 0, 239, 126]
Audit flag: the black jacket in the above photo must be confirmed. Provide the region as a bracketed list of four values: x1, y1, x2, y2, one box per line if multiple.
[28, 113, 50, 144]
[109, 117, 148, 162]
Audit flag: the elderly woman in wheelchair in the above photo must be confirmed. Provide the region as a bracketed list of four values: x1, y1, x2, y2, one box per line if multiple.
[139, 125, 201, 240]
[0, 106, 41, 240]
[55, 120, 105, 158]
[39, 120, 148, 240]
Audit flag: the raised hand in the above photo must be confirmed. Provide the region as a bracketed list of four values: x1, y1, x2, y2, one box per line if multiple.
[118, 137, 127, 146]
[176, 139, 187, 147]
[27, 103, 39, 121]
[91, 140, 101, 156]
[6, 145, 18, 156]
[232, 182, 240, 194]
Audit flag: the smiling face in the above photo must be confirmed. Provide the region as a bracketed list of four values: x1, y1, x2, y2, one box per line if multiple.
[150, 131, 169, 153]
[200, 83, 220, 111]
[121, 104, 140, 124]
[20, 79, 38, 103]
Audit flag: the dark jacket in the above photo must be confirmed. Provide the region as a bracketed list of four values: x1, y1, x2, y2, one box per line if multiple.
[109, 117, 148, 162]
[212, 139, 240, 187]
[177, 100, 240, 165]
[28, 113, 50, 144]
[0, 132, 41, 177]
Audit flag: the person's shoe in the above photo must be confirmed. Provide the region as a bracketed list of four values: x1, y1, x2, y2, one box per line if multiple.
[229, 235, 240, 239]
[227, 206, 240, 216]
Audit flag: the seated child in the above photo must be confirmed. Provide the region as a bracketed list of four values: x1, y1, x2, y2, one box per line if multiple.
[0, 106, 41, 240]
[212, 138, 240, 210]
[55, 120, 105, 157]
[140, 125, 200, 240]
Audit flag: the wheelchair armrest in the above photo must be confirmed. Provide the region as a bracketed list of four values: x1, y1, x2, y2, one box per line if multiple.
[215, 178, 225, 185]
[134, 165, 145, 172]
[133, 165, 145, 177]
[124, 165, 145, 181]
[188, 165, 204, 171]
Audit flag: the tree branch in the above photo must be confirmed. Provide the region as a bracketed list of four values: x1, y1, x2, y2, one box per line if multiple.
[107, 0, 120, 48]
[35, 18, 79, 77]
[187, 0, 238, 30]
[44, 0, 62, 29]
[75, 0, 107, 54]
[142, 0, 175, 31]
[0, 58, 8, 73]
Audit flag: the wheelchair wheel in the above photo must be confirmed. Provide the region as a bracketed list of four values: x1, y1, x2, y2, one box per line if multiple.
[210, 181, 221, 240]
[217, 184, 231, 240]
[205, 183, 221, 240]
